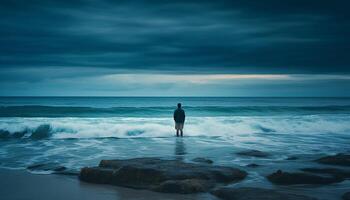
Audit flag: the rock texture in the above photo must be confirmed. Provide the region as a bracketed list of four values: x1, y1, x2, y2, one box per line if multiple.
[79, 157, 247, 194]
[315, 154, 350, 166]
[267, 170, 343, 185]
[211, 187, 317, 200]
[236, 150, 269, 158]
[153, 179, 214, 194]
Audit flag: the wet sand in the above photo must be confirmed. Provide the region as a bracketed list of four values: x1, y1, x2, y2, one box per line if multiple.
[0, 169, 216, 200]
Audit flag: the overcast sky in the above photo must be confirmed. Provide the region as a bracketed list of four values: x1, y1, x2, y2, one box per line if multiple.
[1, 0, 349, 96]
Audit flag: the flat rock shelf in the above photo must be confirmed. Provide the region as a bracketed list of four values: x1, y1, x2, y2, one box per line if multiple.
[79, 157, 247, 194]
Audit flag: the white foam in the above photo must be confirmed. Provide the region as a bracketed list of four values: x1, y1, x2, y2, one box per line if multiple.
[0, 115, 349, 139]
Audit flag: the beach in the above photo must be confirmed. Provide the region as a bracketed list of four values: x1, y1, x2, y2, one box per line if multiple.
[1, 159, 349, 200]
[2, 0, 350, 198]
[0, 169, 213, 200]
[0, 97, 350, 199]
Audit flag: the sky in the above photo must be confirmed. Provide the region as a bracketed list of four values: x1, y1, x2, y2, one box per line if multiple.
[0, 0, 349, 96]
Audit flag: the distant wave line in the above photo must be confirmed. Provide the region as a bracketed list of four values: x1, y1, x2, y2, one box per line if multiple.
[0, 105, 350, 117]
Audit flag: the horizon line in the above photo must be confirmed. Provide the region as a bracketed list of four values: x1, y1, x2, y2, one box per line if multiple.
[0, 96, 350, 98]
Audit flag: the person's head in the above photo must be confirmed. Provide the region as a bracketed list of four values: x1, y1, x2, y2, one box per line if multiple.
[177, 103, 181, 108]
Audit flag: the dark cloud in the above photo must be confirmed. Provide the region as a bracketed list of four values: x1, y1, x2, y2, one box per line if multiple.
[0, 0, 349, 75]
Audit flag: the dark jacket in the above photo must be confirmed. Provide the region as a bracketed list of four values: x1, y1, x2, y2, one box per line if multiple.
[173, 108, 185, 123]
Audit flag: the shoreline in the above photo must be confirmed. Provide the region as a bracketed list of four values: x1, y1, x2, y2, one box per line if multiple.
[1, 156, 350, 200]
[0, 169, 214, 200]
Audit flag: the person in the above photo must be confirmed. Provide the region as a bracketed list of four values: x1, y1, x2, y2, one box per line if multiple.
[173, 103, 185, 137]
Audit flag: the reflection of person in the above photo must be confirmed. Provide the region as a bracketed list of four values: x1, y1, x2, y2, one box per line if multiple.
[173, 103, 185, 137]
[175, 138, 186, 157]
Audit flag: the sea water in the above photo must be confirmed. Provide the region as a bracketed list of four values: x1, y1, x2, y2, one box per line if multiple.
[0, 97, 350, 199]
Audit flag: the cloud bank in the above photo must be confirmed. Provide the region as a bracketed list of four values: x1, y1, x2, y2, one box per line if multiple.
[0, 0, 349, 96]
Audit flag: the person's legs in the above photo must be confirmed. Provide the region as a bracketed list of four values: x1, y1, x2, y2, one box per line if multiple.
[180, 123, 184, 137]
[175, 123, 179, 137]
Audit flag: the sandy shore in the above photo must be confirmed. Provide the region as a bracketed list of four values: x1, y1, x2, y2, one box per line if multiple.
[0, 169, 215, 200]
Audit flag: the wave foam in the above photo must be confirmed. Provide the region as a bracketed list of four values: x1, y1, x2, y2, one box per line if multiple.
[0, 115, 350, 139]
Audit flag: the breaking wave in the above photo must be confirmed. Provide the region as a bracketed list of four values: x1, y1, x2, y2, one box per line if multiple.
[1, 115, 349, 139]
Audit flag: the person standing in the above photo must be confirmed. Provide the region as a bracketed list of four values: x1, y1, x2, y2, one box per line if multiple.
[173, 103, 185, 137]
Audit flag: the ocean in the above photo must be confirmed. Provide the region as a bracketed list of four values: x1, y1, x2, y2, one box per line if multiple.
[0, 97, 350, 199]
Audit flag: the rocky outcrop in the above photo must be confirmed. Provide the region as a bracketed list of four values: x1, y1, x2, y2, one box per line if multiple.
[236, 150, 269, 158]
[79, 157, 247, 193]
[30, 124, 52, 139]
[211, 187, 317, 200]
[153, 179, 214, 194]
[267, 170, 343, 185]
[343, 192, 350, 200]
[192, 157, 213, 164]
[315, 154, 350, 166]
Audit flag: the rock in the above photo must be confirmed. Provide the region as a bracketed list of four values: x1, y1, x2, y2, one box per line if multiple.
[210, 187, 317, 200]
[0, 130, 10, 139]
[30, 124, 52, 139]
[79, 157, 247, 193]
[315, 154, 350, 166]
[27, 163, 66, 172]
[267, 170, 343, 185]
[192, 157, 213, 164]
[286, 156, 298, 160]
[237, 150, 269, 158]
[246, 163, 260, 168]
[80, 167, 114, 184]
[153, 179, 214, 194]
[301, 168, 350, 178]
[343, 192, 350, 200]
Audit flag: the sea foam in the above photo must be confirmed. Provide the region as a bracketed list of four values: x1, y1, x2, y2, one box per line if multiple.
[0, 115, 349, 139]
